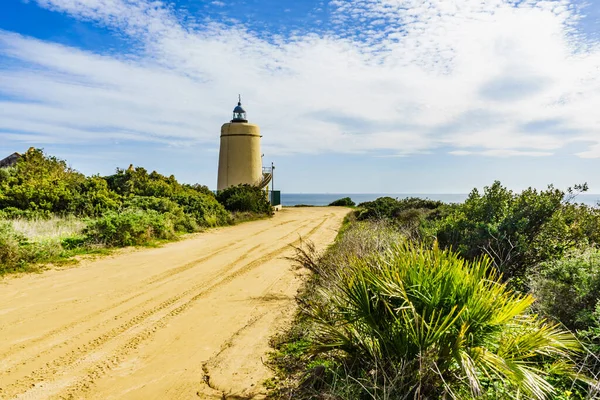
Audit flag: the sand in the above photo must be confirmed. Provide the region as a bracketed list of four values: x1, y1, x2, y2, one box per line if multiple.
[0, 207, 349, 399]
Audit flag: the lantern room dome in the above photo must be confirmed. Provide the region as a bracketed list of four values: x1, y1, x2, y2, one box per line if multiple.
[231, 96, 248, 123]
[233, 103, 246, 114]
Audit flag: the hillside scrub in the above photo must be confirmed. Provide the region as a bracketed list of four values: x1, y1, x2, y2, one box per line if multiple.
[328, 197, 355, 207]
[530, 250, 600, 386]
[83, 209, 177, 247]
[531, 250, 600, 332]
[355, 196, 454, 242]
[356, 196, 450, 221]
[269, 184, 600, 399]
[354, 182, 600, 287]
[268, 222, 587, 399]
[0, 149, 120, 216]
[433, 182, 600, 287]
[124, 196, 199, 232]
[0, 149, 272, 274]
[104, 166, 231, 226]
[0, 148, 231, 227]
[216, 184, 272, 215]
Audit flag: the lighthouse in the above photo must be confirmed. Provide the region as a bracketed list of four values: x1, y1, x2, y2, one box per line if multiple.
[217, 97, 270, 191]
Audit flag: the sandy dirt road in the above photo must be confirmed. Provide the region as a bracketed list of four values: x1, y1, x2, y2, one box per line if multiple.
[0, 207, 349, 400]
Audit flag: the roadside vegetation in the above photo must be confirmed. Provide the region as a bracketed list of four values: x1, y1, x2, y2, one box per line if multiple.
[0, 148, 272, 275]
[328, 197, 356, 207]
[268, 183, 600, 399]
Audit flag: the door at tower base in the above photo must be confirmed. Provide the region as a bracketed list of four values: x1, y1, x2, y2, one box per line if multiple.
[270, 190, 281, 206]
[217, 122, 263, 191]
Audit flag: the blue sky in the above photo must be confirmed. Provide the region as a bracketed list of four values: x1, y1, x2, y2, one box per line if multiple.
[1, 0, 600, 193]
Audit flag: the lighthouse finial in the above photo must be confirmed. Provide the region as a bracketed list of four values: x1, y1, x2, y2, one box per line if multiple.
[238, 94, 241, 106]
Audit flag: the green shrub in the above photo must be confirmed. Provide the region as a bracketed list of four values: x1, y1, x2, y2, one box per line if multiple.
[83, 209, 176, 247]
[433, 181, 599, 284]
[21, 238, 63, 263]
[61, 235, 87, 250]
[216, 184, 272, 215]
[173, 193, 230, 227]
[531, 250, 600, 331]
[328, 197, 355, 207]
[533, 202, 600, 262]
[0, 207, 52, 220]
[356, 196, 446, 221]
[356, 196, 399, 220]
[186, 183, 214, 197]
[105, 166, 213, 200]
[302, 242, 582, 399]
[0, 148, 120, 216]
[354, 196, 450, 243]
[531, 252, 600, 397]
[105, 166, 230, 227]
[70, 175, 121, 216]
[0, 150, 227, 229]
[581, 303, 600, 358]
[124, 196, 199, 232]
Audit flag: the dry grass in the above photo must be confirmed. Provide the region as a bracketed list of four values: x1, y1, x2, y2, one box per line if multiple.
[9, 216, 87, 242]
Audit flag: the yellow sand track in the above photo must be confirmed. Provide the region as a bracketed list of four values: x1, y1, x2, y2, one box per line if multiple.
[0, 207, 349, 399]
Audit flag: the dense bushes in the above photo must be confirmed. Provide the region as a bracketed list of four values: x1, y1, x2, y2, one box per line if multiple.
[356, 196, 448, 221]
[172, 193, 231, 227]
[269, 182, 600, 399]
[531, 250, 600, 331]
[353, 182, 600, 286]
[0, 148, 235, 226]
[328, 197, 355, 207]
[124, 196, 199, 232]
[355, 196, 452, 242]
[271, 222, 586, 399]
[0, 149, 231, 229]
[105, 166, 230, 227]
[530, 250, 600, 395]
[434, 182, 570, 281]
[0, 148, 273, 273]
[0, 149, 120, 216]
[216, 184, 272, 214]
[84, 209, 176, 246]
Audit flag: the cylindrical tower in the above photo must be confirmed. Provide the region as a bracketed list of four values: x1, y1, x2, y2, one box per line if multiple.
[217, 98, 263, 191]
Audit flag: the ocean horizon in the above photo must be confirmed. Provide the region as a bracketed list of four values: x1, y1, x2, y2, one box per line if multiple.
[281, 193, 600, 207]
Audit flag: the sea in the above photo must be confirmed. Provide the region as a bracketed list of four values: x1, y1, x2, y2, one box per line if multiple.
[281, 193, 600, 207]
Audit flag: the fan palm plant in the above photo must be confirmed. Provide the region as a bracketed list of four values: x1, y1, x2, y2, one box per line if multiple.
[305, 242, 582, 399]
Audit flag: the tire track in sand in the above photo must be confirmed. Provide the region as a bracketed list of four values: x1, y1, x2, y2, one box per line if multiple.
[0, 218, 311, 369]
[0, 239, 250, 367]
[0, 220, 294, 336]
[3, 216, 331, 399]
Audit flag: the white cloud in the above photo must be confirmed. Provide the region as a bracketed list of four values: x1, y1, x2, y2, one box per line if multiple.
[0, 0, 599, 158]
[450, 149, 553, 157]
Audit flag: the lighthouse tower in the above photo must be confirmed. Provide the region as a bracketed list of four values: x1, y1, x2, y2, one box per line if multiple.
[217, 97, 265, 191]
